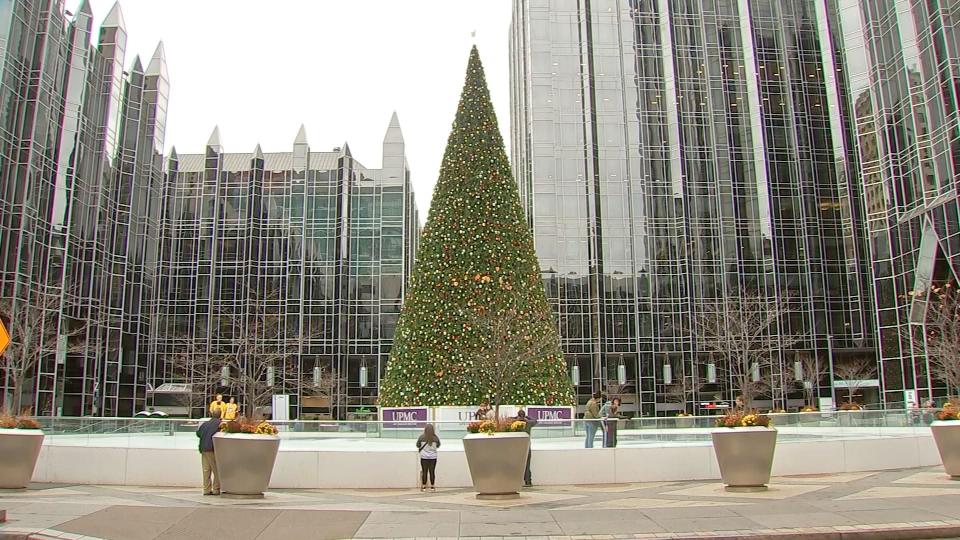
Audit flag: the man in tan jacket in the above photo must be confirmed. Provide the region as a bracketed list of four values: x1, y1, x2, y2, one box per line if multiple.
[584, 392, 602, 448]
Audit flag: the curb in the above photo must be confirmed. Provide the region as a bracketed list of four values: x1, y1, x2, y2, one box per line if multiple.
[669, 525, 960, 539]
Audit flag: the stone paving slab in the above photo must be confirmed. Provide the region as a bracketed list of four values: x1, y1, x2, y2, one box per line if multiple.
[7, 467, 960, 538]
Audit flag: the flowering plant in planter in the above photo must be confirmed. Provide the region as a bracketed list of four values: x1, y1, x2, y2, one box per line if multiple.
[0, 410, 40, 429]
[676, 412, 693, 417]
[716, 409, 773, 428]
[0, 408, 44, 489]
[936, 402, 960, 421]
[468, 419, 527, 435]
[839, 402, 862, 411]
[219, 417, 278, 436]
[800, 406, 819, 412]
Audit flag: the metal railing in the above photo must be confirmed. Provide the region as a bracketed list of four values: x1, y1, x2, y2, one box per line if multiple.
[29, 408, 934, 443]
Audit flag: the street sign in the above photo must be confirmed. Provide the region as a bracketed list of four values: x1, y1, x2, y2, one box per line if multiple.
[0, 318, 9, 356]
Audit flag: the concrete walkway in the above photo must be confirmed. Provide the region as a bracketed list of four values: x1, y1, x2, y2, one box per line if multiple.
[4, 467, 960, 539]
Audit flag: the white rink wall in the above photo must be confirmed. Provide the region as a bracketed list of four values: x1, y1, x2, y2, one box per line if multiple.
[31, 428, 942, 489]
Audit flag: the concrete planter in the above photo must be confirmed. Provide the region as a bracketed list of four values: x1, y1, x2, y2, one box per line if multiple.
[931, 421, 960, 478]
[711, 427, 777, 490]
[0, 429, 44, 489]
[838, 410, 864, 426]
[213, 433, 280, 497]
[462, 432, 529, 498]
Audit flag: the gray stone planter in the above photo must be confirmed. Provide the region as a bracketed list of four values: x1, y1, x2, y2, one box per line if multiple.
[462, 432, 529, 498]
[931, 421, 960, 478]
[0, 429, 44, 489]
[711, 427, 777, 490]
[213, 433, 280, 497]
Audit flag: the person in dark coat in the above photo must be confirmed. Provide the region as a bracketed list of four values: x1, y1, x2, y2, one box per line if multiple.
[516, 409, 538, 487]
[196, 408, 222, 495]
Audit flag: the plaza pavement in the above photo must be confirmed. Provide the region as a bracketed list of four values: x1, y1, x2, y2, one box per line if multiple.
[5, 467, 960, 539]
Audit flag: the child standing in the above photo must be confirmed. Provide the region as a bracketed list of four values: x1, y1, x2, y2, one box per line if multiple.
[416, 423, 441, 492]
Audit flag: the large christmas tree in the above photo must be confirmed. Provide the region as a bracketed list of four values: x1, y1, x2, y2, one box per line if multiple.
[379, 47, 573, 408]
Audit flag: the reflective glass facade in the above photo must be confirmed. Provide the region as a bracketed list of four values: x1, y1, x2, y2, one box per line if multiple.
[151, 117, 420, 419]
[0, 1, 167, 416]
[836, 1, 960, 404]
[510, 0, 875, 415]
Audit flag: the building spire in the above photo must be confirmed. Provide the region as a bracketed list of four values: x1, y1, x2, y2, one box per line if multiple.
[207, 126, 222, 150]
[252, 143, 264, 160]
[294, 124, 308, 146]
[384, 111, 404, 144]
[102, 1, 125, 28]
[146, 42, 167, 78]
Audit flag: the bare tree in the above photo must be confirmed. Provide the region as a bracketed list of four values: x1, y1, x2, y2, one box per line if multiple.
[664, 375, 702, 413]
[832, 358, 877, 406]
[460, 300, 563, 421]
[0, 286, 99, 412]
[905, 283, 960, 398]
[796, 352, 829, 408]
[694, 293, 805, 409]
[161, 291, 338, 418]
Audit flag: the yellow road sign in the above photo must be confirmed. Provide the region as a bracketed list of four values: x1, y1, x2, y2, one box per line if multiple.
[0, 319, 9, 356]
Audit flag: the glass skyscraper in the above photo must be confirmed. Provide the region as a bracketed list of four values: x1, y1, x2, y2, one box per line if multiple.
[150, 116, 420, 419]
[836, 1, 960, 404]
[509, 0, 876, 415]
[0, 1, 167, 417]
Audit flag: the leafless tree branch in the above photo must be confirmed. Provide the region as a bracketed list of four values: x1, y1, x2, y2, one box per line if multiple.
[694, 293, 806, 409]
[832, 358, 877, 405]
[459, 296, 561, 420]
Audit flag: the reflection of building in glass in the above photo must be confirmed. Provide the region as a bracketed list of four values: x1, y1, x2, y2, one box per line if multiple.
[0, 2, 167, 417]
[837, 1, 960, 404]
[509, 0, 874, 415]
[151, 116, 419, 418]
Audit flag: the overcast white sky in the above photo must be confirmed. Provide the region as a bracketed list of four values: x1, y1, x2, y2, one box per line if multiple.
[68, 1, 514, 220]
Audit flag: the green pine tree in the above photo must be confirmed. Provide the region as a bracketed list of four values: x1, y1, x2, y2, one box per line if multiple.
[379, 46, 573, 408]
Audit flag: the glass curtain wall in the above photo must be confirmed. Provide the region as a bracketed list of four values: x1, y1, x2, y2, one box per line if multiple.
[510, 0, 872, 415]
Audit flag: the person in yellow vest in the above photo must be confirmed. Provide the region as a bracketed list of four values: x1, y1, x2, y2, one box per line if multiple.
[223, 397, 238, 421]
[209, 394, 225, 417]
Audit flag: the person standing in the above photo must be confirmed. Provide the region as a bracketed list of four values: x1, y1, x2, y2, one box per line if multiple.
[416, 423, 441, 492]
[516, 409, 538, 486]
[584, 392, 601, 448]
[223, 397, 239, 421]
[209, 394, 225, 417]
[603, 398, 621, 448]
[599, 395, 614, 447]
[196, 408, 222, 495]
[475, 400, 494, 421]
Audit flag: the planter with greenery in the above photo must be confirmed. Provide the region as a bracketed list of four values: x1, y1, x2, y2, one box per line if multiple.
[711, 410, 777, 490]
[213, 418, 280, 497]
[930, 402, 960, 478]
[0, 411, 43, 489]
[463, 419, 530, 497]
[798, 406, 820, 425]
[837, 402, 864, 427]
[675, 412, 695, 428]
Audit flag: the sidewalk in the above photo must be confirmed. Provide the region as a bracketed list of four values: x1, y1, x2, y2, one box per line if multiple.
[4, 466, 960, 539]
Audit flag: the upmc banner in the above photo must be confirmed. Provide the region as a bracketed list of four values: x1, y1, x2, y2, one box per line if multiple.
[380, 407, 429, 428]
[527, 406, 574, 427]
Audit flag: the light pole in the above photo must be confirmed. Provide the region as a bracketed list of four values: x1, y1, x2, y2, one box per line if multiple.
[827, 334, 835, 408]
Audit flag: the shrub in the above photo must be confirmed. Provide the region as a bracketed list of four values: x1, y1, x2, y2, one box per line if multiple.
[715, 409, 773, 428]
[937, 402, 960, 421]
[219, 416, 278, 435]
[0, 408, 40, 429]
